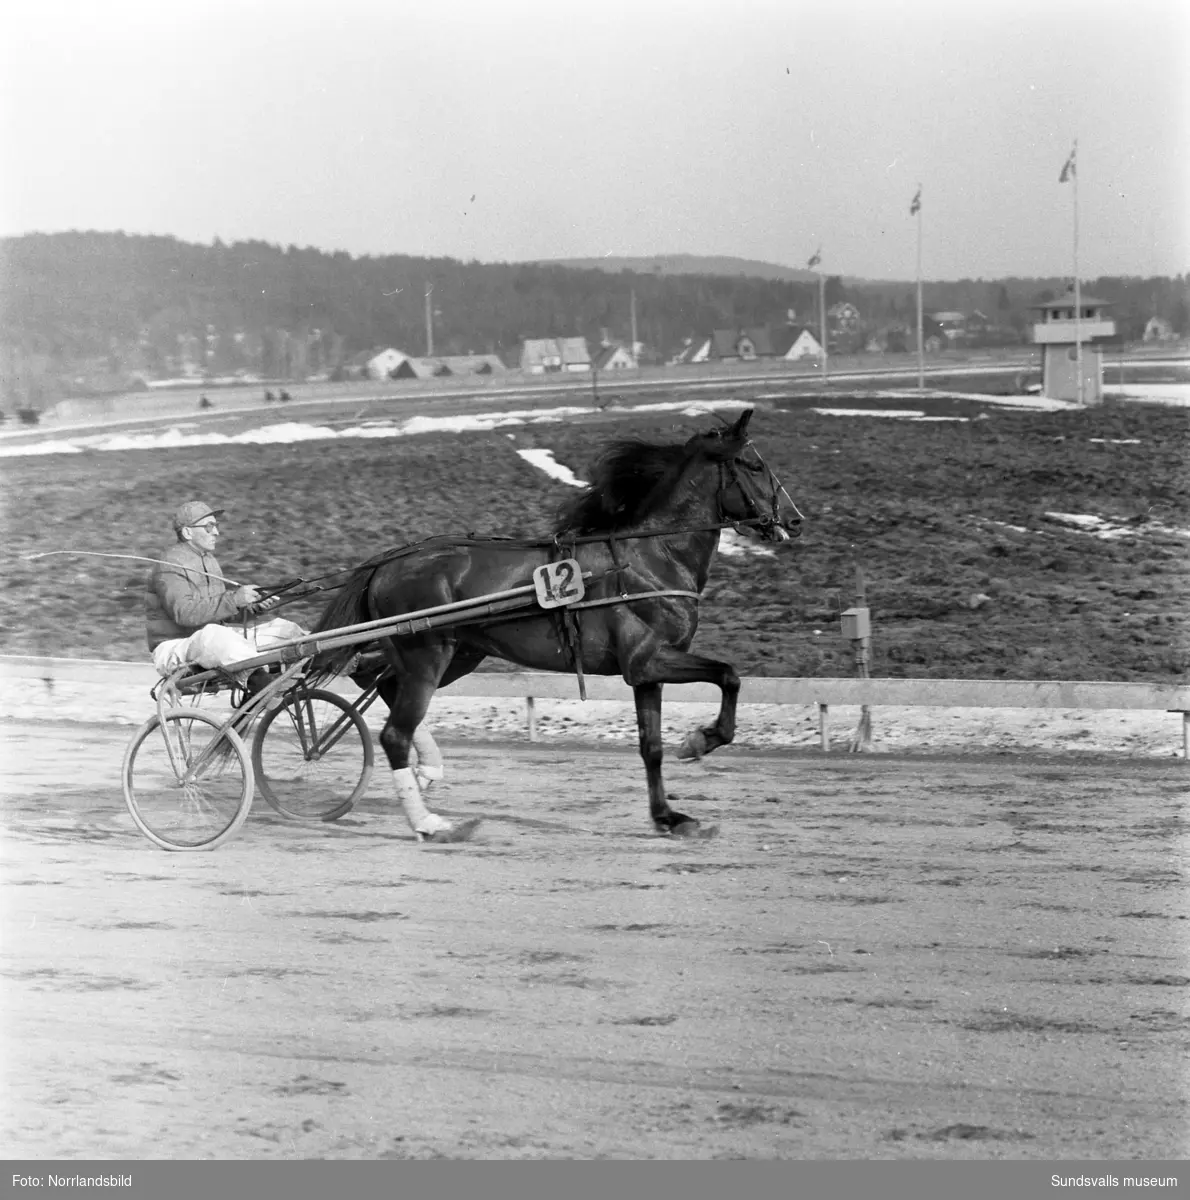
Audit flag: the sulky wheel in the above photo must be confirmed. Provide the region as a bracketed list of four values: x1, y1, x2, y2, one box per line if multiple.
[122, 709, 254, 851]
[251, 688, 373, 822]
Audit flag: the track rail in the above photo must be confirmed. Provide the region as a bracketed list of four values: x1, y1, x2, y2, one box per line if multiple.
[3, 656, 1187, 757]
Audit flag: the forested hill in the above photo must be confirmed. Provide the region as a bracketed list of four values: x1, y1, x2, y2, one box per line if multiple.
[0, 231, 1186, 404]
[537, 254, 821, 283]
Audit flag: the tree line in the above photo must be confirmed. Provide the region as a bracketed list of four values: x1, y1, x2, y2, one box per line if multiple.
[0, 231, 1186, 405]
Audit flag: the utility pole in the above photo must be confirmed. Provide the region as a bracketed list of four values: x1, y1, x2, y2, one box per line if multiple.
[630, 288, 638, 353]
[424, 283, 434, 358]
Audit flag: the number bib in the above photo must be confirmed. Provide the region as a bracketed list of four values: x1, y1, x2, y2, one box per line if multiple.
[532, 559, 585, 608]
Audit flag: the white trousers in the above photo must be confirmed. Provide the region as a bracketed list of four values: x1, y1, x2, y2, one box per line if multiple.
[152, 617, 308, 678]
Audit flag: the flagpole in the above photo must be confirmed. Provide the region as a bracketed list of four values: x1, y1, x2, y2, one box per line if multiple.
[819, 269, 828, 384]
[916, 192, 924, 391]
[1072, 140, 1083, 406]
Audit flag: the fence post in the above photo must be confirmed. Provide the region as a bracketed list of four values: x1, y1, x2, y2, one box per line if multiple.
[818, 703, 830, 752]
[526, 695, 537, 742]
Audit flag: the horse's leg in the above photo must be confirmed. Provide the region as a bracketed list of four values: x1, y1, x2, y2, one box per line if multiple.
[409, 646, 486, 791]
[410, 725, 444, 790]
[626, 646, 740, 836]
[375, 660, 480, 844]
[668, 652, 741, 762]
[629, 645, 741, 760]
[632, 681, 699, 836]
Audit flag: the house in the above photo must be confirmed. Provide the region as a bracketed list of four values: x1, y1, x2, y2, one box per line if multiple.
[929, 312, 968, 345]
[366, 348, 409, 378]
[824, 302, 865, 352]
[918, 316, 946, 354]
[771, 326, 823, 361]
[674, 324, 822, 364]
[827, 302, 862, 331]
[708, 327, 777, 361]
[520, 337, 591, 373]
[671, 337, 712, 365]
[591, 344, 638, 371]
[390, 353, 508, 379]
[1143, 316, 1175, 342]
[343, 347, 411, 379]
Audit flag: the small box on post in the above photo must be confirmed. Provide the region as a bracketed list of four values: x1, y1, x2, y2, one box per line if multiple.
[840, 606, 870, 641]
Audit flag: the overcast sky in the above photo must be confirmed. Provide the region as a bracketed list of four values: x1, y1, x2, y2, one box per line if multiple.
[1, 0, 1186, 281]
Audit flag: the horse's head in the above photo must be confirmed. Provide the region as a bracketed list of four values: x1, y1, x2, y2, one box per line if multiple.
[702, 409, 803, 542]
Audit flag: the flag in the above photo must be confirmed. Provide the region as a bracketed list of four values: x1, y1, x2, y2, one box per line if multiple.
[807, 248, 821, 269]
[909, 187, 921, 216]
[1059, 143, 1077, 183]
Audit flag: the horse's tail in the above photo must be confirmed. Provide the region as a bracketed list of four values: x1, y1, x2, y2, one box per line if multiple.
[308, 564, 377, 679]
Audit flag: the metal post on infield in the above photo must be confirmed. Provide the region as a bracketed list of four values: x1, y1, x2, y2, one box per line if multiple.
[842, 557, 872, 751]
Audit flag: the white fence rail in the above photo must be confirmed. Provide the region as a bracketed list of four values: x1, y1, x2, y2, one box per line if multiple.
[2, 655, 1187, 757]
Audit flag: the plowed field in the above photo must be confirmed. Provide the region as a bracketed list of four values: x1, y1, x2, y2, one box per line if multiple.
[0, 392, 1186, 681]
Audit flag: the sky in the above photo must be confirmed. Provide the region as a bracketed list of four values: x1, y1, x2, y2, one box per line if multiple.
[1, 0, 1187, 281]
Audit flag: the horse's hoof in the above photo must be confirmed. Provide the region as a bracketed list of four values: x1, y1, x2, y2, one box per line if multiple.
[677, 731, 708, 760]
[420, 818, 482, 844]
[670, 818, 702, 838]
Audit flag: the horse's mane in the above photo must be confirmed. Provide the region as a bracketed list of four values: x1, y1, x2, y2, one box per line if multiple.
[553, 425, 742, 535]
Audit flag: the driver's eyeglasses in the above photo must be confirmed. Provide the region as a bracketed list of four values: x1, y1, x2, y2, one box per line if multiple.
[192, 522, 219, 532]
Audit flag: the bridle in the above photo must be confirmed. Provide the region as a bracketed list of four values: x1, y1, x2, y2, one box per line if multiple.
[716, 439, 804, 540]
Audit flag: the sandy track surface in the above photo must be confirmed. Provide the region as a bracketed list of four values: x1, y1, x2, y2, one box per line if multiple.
[2, 719, 1186, 1160]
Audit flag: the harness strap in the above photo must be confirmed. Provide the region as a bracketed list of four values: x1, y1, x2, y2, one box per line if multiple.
[568, 588, 701, 611]
[552, 532, 587, 699]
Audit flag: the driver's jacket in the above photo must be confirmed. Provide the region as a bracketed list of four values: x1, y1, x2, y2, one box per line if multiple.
[145, 541, 241, 650]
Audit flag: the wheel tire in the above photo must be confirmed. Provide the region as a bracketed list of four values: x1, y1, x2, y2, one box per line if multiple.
[122, 709, 254, 851]
[251, 688, 373, 822]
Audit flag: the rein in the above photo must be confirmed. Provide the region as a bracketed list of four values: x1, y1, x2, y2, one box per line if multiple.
[257, 516, 776, 606]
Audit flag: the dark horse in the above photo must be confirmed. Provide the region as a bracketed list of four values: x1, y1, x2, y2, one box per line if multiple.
[312, 408, 800, 838]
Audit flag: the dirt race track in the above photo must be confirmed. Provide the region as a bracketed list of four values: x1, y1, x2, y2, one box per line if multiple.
[2, 722, 1186, 1160]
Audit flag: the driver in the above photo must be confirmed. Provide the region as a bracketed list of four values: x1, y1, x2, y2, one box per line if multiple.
[144, 500, 307, 687]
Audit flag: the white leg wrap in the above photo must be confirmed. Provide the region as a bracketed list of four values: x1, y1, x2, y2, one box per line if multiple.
[415, 764, 444, 790]
[412, 726, 443, 767]
[411, 726, 445, 790]
[391, 767, 451, 839]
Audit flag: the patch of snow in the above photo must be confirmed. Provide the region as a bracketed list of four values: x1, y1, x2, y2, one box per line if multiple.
[516, 448, 586, 488]
[717, 529, 777, 558]
[1103, 383, 1190, 406]
[0, 440, 84, 456]
[811, 408, 927, 419]
[0, 398, 751, 459]
[1044, 511, 1190, 541]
